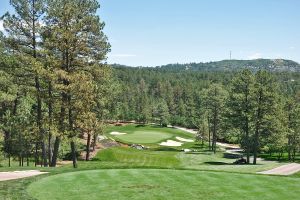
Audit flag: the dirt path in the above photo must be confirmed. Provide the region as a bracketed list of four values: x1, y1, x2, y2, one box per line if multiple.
[257, 163, 300, 175]
[0, 170, 48, 182]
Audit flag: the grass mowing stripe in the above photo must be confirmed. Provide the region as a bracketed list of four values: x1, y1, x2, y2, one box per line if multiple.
[28, 169, 300, 200]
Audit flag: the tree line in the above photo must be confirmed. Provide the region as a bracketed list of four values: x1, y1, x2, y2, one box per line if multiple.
[0, 0, 111, 168]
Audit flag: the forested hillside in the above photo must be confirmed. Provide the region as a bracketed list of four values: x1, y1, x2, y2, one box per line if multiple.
[113, 59, 300, 72]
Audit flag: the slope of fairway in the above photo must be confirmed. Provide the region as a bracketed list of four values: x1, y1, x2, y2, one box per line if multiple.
[28, 169, 300, 200]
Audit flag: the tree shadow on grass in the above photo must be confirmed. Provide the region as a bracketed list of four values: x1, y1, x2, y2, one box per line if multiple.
[135, 124, 146, 128]
[223, 153, 242, 159]
[204, 161, 231, 165]
[153, 147, 181, 152]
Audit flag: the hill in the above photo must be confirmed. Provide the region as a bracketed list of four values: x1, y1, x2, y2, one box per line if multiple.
[112, 59, 300, 72]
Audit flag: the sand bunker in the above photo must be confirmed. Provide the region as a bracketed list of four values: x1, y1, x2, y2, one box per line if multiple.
[110, 131, 127, 136]
[0, 170, 48, 182]
[160, 140, 183, 147]
[176, 137, 194, 142]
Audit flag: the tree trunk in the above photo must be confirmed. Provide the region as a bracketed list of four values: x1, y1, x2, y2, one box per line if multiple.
[27, 154, 29, 166]
[71, 141, 77, 168]
[21, 154, 24, 167]
[86, 133, 91, 161]
[208, 117, 211, 150]
[245, 89, 250, 164]
[35, 142, 38, 167]
[245, 119, 250, 164]
[19, 154, 21, 167]
[48, 133, 52, 166]
[32, 1, 46, 166]
[8, 154, 11, 167]
[42, 141, 48, 167]
[50, 137, 60, 167]
[92, 133, 98, 151]
[48, 81, 53, 164]
[253, 89, 262, 165]
[212, 103, 217, 154]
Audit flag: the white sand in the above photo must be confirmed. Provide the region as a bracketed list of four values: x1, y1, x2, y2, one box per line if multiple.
[0, 170, 48, 182]
[160, 140, 183, 147]
[110, 131, 127, 135]
[176, 137, 194, 142]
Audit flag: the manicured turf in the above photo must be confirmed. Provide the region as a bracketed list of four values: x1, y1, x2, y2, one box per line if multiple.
[0, 125, 292, 200]
[115, 131, 172, 144]
[28, 169, 300, 200]
[105, 124, 194, 145]
[96, 147, 180, 167]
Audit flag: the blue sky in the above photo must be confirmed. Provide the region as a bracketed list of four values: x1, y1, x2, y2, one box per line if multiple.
[1, 0, 300, 66]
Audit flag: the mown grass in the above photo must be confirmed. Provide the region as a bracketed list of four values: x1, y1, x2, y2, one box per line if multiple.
[27, 169, 300, 200]
[95, 147, 180, 168]
[115, 131, 172, 144]
[105, 124, 194, 146]
[0, 124, 295, 200]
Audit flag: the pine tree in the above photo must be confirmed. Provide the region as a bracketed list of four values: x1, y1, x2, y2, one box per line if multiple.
[252, 70, 283, 164]
[44, 0, 110, 167]
[2, 0, 47, 166]
[228, 69, 254, 163]
[202, 83, 227, 153]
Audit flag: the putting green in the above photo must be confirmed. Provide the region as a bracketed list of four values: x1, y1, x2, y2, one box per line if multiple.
[115, 131, 172, 144]
[28, 169, 300, 200]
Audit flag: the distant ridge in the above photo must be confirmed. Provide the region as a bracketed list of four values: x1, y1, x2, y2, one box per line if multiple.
[112, 59, 300, 72]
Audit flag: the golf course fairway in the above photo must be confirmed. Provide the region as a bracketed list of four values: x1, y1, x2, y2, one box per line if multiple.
[28, 169, 300, 200]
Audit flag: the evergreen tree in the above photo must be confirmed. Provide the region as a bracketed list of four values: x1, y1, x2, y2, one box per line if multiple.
[44, 0, 110, 167]
[252, 70, 283, 164]
[202, 84, 228, 153]
[227, 69, 254, 163]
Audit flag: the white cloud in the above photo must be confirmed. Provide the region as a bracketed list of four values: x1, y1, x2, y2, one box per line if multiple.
[289, 46, 295, 50]
[248, 53, 262, 60]
[110, 54, 137, 58]
[0, 20, 4, 32]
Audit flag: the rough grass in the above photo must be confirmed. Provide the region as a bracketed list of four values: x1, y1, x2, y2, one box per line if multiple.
[27, 169, 300, 200]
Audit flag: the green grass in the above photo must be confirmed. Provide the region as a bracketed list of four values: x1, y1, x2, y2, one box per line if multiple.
[116, 131, 172, 144]
[27, 169, 300, 200]
[0, 124, 294, 199]
[105, 124, 194, 146]
[95, 147, 180, 168]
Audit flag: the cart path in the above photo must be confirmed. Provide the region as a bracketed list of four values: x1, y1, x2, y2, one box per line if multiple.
[0, 170, 48, 182]
[257, 163, 300, 175]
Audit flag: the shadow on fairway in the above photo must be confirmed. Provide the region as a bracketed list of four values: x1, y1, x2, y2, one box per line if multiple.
[223, 153, 242, 159]
[204, 161, 231, 165]
[135, 124, 146, 128]
[154, 147, 181, 152]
